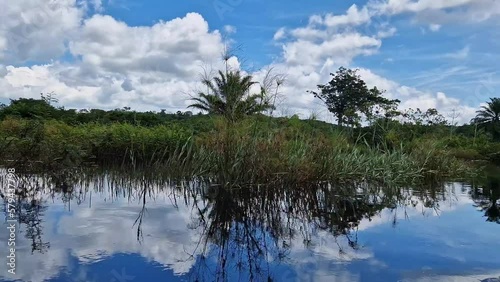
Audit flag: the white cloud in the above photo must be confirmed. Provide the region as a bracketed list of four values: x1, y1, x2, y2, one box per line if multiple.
[358, 69, 477, 123]
[258, 56, 478, 124]
[70, 13, 223, 76]
[273, 27, 286, 40]
[370, 0, 473, 15]
[2, 63, 117, 108]
[266, 11, 477, 124]
[400, 91, 477, 123]
[0, 0, 84, 63]
[414, 2, 500, 25]
[274, 4, 390, 64]
[0, 11, 236, 112]
[223, 25, 237, 34]
[323, 4, 371, 27]
[376, 27, 397, 38]
[282, 33, 381, 67]
[91, 0, 104, 12]
[369, 0, 500, 24]
[313, 0, 500, 31]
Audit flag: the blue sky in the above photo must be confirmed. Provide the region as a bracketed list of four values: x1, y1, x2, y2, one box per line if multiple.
[0, 0, 499, 123]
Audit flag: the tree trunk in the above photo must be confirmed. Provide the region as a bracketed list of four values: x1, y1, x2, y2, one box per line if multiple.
[337, 114, 343, 127]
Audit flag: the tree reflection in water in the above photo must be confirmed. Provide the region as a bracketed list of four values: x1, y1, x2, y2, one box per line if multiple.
[161, 179, 457, 281]
[1, 168, 499, 281]
[470, 167, 500, 224]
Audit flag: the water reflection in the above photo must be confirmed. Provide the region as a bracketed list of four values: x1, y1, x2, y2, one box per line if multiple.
[1, 170, 500, 282]
[470, 167, 500, 224]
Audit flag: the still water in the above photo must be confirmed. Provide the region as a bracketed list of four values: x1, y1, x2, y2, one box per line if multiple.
[1, 171, 500, 282]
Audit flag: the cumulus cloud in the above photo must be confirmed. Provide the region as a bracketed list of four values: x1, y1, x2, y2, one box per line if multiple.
[70, 13, 223, 77]
[274, 10, 386, 70]
[322, 4, 372, 27]
[282, 33, 381, 67]
[254, 57, 477, 123]
[0, 0, 84, 63]
[267, 9, 478, 124]
[0, 9, 236, 112]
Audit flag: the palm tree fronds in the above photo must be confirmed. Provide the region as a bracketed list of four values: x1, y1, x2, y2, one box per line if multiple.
[188, 70, 274, 121]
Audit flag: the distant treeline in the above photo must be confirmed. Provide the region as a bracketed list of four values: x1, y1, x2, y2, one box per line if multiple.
[0, 95, 488, 139]
[0, 96, 200, 125]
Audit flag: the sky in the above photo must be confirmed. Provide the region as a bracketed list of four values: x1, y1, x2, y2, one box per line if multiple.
[0, 0, 499, 124]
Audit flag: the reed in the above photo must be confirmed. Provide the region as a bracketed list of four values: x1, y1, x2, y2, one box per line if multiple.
[0, 117, 472, 186]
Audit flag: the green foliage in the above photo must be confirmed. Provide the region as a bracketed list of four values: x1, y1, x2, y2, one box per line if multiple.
[309, 67, 399, 127]
[473, 97, 500, 140]
[0, 118, 192, 170]
[189, 70, 274, 122]
[0, 98, 61, 120]
[476, 143, 500, 165]
[0, 97, 217, 131]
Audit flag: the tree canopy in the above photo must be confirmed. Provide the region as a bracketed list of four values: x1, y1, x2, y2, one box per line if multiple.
[309, 67, 400, 127]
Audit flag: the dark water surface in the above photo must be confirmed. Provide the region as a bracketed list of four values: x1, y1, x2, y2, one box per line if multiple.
[1, 171, 500, 282]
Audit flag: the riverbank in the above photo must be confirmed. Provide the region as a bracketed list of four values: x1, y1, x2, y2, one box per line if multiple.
[1, 115, 485, 186]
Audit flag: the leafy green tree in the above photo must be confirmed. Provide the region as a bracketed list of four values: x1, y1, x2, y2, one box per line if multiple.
[188, 70, 274, 122]
[474, 98, 500, 140]
[0, 97, 60, 120]
[309, 67, 399, 127]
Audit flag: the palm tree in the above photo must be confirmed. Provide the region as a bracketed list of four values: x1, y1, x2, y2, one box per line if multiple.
[473, 97, 500, 139]
[189, 70, 273, 122]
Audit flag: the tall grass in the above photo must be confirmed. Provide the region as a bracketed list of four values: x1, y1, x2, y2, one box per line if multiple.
[0, 117, 472, 186]
[0, 118, 192, 168]
[194, 122, 470, 186]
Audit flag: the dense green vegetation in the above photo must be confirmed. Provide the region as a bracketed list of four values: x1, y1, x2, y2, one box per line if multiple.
[309, 67, 400, 127]
[0, 100, 495, 183]
[189, 70, 274, 122]
[0, 67, 498, 186]
[473, 97, 500, 140]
